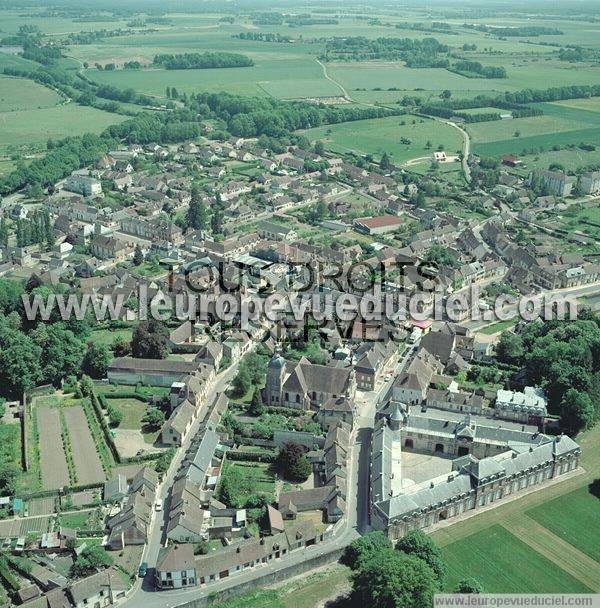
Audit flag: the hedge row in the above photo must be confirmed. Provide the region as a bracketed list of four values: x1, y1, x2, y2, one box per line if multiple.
[226, 450, 277, 463]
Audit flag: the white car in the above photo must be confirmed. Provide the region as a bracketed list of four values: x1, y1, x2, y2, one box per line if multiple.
[154, 499, 163, 512]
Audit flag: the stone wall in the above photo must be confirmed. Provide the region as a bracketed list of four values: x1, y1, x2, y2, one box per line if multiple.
[178, 548, 344, 608]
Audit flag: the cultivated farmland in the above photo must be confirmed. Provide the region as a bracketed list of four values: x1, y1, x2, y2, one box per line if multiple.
[0, 103, 126, 153]
[37, 406, 70, 491]
[63, 406, 106, 485]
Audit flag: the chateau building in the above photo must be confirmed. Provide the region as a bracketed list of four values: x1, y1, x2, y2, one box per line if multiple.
[370, 405, 581, 540]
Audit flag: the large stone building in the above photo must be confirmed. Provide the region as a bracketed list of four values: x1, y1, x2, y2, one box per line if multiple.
[370, 405, 581, 540]
[264, 352, 356, 410]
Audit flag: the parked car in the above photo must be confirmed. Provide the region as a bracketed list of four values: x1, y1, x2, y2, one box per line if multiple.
[154, 499, 163, 512]
[138, 562, 148, 577]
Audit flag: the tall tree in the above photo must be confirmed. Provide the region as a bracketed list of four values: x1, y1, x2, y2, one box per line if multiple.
[133, 244, 144, 266]
[342, 531, 392, 570]
[380, 151, 392, 172]
[187, 186, 208, 230]
[131, 319, 171, 359]
[248, 387, 264, 416]
[352, 549, 439, 608]
[277, 442, 311, 482]
[396, 529, 447, 584]
[82, 342, 112, 379]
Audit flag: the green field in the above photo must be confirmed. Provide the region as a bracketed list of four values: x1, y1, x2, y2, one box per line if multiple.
[478, 320, 517, 335]
[526, 486, 600, 562]
[553, 96, 600, 113]
[0, 103, 125, 152]
[0, 76, 62, 112]
[441, 525, 592, 593]
[86, 56, 339, 99]
[301, 115, 463, 163]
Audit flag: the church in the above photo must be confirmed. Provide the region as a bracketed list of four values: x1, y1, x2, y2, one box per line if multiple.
[264, 351, 356, 411]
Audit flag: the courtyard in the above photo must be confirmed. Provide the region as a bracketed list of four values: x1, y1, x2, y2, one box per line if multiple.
[400, 450, 454, 488]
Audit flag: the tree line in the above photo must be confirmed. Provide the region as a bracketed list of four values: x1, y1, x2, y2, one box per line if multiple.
[451, 60, 507, 79]
[234, 32, 292, 43]
[153, 52, 254, 70]
[323, 36, 450, 67]
[189, 91, 404, 138]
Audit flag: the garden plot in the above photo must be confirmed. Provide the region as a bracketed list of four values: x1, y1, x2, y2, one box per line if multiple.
[37, 407, 70, 491]
[63, 406, 105, 485]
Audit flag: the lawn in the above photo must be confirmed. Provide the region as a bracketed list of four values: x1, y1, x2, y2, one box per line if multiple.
[0, 103, 125, 152]
[107, 398, 147, 430]
[89, 327, 133, 347]
[58, 509, 104, 532]
[301, 115, 463, 164]
[526, 486, 600, 562]
[441, 525, 592, 593]
[97, 383, 170, 399]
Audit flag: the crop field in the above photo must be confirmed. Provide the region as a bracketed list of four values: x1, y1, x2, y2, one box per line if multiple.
[468, 115, 591, 143]
[552, 96, 600, 113]
[441, 525, 592, 593]
[0, 76, 62, 112]
[87, 57, 339, 100]
[63, 405, 106, 485]
[526, 486, 600, 562]
[37, 406, 70, 491]
[328, 62, 505, 96]
[301, 115, 463, 163]
[0, 103, 125, 153]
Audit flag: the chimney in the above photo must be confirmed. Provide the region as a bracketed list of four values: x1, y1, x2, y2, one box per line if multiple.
[447, 474, 455, 482]
[430, 481, 435, 488]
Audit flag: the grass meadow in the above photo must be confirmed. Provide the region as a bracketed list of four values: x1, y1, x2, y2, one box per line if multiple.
[301, 115, 463, 163]
[526, 486, 600, 562]
[441, 525, 592, 593]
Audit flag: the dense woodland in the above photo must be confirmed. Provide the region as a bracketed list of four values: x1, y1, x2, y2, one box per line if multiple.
[152, 52, 254, 70]
[323, 36, 450, 67]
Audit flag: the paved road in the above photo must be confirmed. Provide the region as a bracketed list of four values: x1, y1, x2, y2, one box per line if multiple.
[462, 282, 600, 333]
[121, 341, 421, 608]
